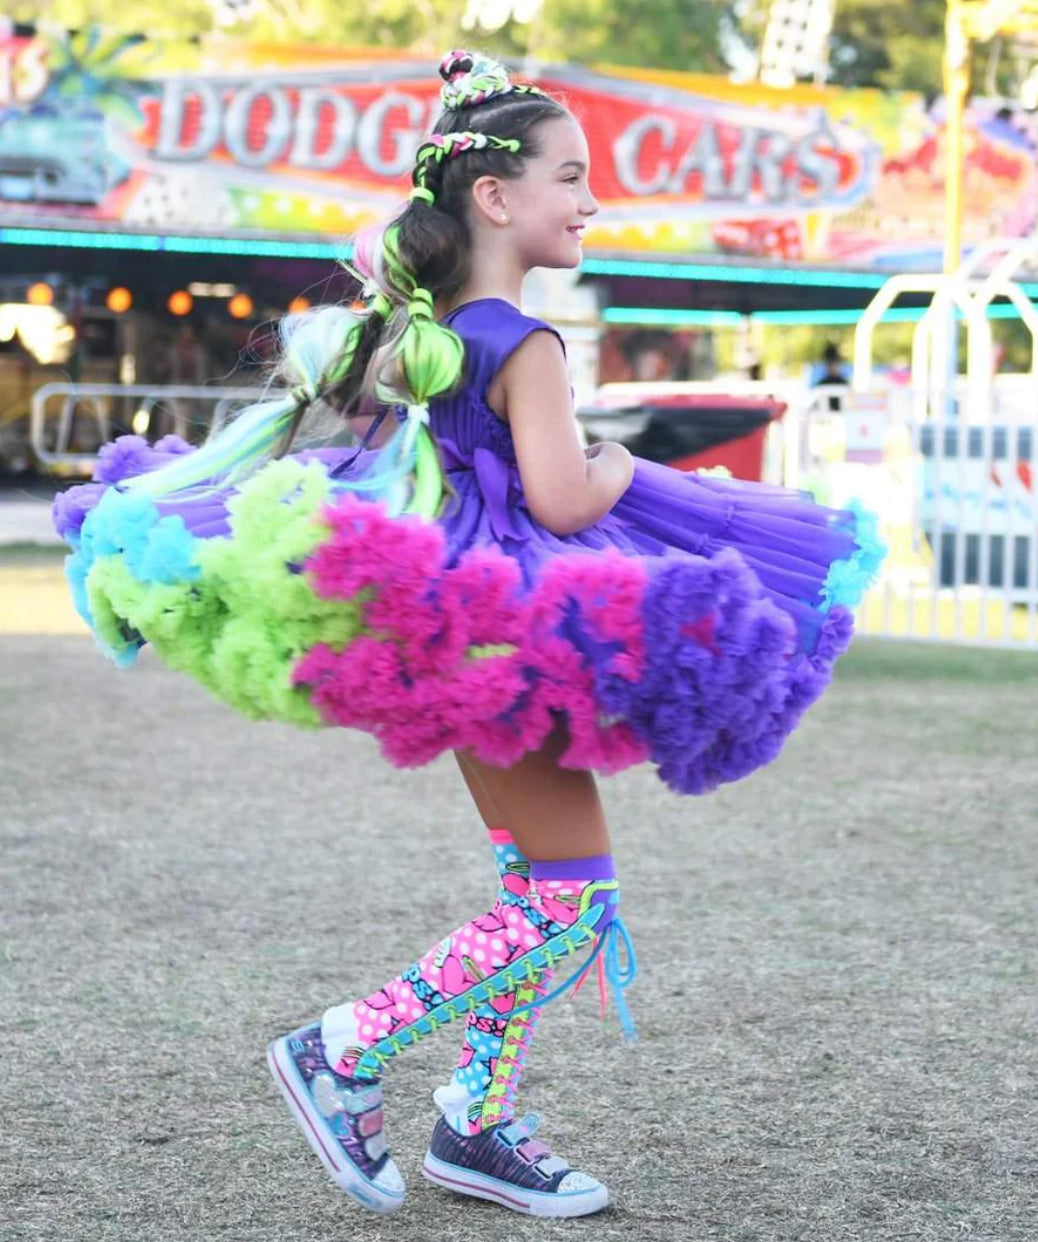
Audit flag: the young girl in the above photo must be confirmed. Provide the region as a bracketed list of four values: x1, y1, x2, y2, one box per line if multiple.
[53, 51, 883, 1220]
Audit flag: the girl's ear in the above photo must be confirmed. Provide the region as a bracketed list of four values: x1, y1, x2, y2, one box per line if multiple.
[470, 175, 509, 225]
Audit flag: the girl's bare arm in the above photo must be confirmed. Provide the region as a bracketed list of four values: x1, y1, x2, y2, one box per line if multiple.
[497, 331, 633, 536]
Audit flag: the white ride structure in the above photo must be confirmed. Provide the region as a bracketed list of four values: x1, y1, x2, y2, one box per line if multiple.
[815, 237, 1038, 648]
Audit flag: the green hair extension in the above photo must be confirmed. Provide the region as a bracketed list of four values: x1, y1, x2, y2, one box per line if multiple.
[375, 225, 465, 407]
[404, 424, 445, 519]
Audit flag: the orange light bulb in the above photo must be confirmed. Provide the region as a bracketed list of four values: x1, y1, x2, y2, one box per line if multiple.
[106, 286, 133, 313]
[168, 290, 193, 316]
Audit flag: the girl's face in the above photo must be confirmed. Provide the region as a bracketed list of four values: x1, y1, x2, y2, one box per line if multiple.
[504, 115, 599, 270]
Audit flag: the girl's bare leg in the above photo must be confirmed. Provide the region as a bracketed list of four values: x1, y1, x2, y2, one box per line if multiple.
[454, 751, 504, 832]
[456, 718, 612, 861]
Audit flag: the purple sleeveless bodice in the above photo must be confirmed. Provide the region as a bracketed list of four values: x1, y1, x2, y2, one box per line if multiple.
[428, 299, 863, 646]
[429, 298, 649, 581]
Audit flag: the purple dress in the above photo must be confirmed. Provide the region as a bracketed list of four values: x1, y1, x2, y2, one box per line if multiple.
[434, 300, 856, 645]
[53, 298, 883, 795]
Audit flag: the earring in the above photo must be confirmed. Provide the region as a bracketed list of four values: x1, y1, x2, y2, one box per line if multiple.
[500, 214, 508, 223]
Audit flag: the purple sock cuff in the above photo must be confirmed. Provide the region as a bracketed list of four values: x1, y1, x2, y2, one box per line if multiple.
[530, 853, 616, 882]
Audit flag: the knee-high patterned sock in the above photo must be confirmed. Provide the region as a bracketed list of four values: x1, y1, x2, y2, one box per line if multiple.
[434, 829, 556, 1136]
[321, 856, 620, 1084]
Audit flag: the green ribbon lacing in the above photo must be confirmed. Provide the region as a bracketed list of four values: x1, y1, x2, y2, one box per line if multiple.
[354, 909, 637, 1079]
[409, 131, 522, 206]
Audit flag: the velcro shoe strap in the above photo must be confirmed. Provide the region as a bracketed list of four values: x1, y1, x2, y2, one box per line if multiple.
[344, 1085, 383, 1115]
[357, 1108, 384, 1137]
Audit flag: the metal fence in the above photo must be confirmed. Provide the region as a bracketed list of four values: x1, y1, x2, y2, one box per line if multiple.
[30, 383, 271, 478]
[784, 382, 1038, 650]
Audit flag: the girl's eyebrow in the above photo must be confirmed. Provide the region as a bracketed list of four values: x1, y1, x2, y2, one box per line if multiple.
[556, 159, 588, 172]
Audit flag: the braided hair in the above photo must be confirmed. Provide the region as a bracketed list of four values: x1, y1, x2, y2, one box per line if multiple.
[117, 52, 565, 511]
[388, 50, 570, 302]
[334, 50, 568, 446]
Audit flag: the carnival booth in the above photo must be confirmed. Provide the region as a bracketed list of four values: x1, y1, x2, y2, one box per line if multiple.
[0, 25, 1035, 477]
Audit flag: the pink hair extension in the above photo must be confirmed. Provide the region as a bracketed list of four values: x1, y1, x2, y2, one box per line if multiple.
[350, 221, 388, 284]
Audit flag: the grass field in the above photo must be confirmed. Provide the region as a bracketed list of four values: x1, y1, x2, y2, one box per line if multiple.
[3, 624, 1037, 1240]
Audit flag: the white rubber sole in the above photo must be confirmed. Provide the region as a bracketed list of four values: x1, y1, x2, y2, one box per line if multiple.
[422, 1150, 609, 1218]
[266, 1037, 405, 1214]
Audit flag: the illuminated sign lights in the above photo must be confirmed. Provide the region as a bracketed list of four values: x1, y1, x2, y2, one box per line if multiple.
[582, 257, 892, 289]
[0, 228, 903, 288]
[4, 228, 1038, 313]
[603, 304, 1038, 327]
[602, 308, 746, 327]
[0, 228, 343, 260]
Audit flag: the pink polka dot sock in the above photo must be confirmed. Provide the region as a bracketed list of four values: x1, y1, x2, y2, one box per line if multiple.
[321, 856, 618, 1082]
[437, 828, 555, 1136]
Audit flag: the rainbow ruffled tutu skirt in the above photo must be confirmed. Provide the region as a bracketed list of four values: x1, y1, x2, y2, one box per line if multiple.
[53, 433, 884, 795]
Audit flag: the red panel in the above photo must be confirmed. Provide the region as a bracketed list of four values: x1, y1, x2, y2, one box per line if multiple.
[667, 426, 770, 482]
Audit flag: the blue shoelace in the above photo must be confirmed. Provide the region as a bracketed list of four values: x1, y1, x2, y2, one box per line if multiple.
[506, 916, 639, 1041]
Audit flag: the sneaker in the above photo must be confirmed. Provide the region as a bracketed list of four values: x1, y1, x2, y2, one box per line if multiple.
[422, 1113, 608, 1217]
[267, 1023, 405, 1214]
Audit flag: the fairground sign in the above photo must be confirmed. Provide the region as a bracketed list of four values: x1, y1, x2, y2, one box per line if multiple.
[0, 26, 1034, 268]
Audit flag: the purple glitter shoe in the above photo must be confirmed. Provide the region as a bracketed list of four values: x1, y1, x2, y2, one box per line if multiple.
[422, 1113, 608, 1217]
[267, 1024, 405, 1213]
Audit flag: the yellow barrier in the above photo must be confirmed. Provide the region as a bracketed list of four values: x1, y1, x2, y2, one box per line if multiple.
[0, 562, 87, 635]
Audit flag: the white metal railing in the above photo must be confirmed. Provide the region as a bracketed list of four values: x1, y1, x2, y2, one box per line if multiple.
[846, 241, 1038, 649]
[786, 382, 1038, 649]
[30, 383, 270, 475]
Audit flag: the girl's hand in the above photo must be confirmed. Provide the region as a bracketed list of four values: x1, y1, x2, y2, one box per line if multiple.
[586, 440, 634, 493]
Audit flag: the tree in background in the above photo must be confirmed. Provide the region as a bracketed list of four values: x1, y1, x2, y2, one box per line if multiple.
[9, 0, 740, 74]
[16, 1, 1033, 98]
[826, 0, 947, 95]
[9, 0, 217, 41]
[505, 0, 735, 74]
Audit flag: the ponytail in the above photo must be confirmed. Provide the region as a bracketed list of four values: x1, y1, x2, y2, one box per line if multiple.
[348, 222, 466, 518]
[122, 305, 374, 502]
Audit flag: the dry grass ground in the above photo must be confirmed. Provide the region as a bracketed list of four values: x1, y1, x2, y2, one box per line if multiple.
[2, 634, 1036, 1242]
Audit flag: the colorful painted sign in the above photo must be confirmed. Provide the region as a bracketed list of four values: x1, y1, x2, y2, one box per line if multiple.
[0, 27, 1034, 269]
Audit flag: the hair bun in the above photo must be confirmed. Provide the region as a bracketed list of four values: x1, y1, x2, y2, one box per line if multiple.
[439, 50, 475, 84]
[437, 51, 515, 111]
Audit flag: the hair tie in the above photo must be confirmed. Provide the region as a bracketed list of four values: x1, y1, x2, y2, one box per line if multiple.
[409, 185, 436, 205]
[368, 292, 393, 318]
[406, 288, 434, 319]
[439, 50, 474, 85]
[290, 385, 314, 410]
